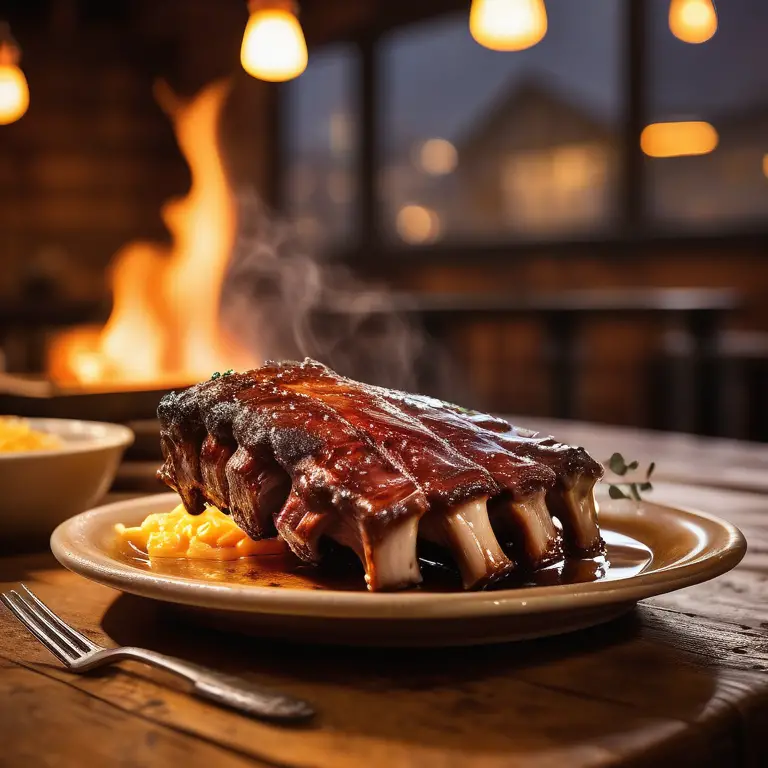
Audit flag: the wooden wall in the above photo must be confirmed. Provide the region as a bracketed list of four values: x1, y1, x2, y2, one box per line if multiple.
[0, 3, 178, 301]
[0, 0, 271, 304]
[375, 242, 768, 434]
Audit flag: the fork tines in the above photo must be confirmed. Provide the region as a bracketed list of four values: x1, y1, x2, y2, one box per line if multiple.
[1, 584, 98, 665]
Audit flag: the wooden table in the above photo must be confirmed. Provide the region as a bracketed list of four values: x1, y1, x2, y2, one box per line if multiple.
[1, 483, 766, 766]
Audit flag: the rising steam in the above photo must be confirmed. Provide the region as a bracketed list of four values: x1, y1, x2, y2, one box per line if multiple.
[222, 191, 462, 399]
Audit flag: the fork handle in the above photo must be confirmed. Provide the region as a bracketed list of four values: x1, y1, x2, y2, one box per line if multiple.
[108, 647, 315, 722]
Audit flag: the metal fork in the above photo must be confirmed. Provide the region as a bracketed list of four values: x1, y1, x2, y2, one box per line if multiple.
[1, 584, 314, 723]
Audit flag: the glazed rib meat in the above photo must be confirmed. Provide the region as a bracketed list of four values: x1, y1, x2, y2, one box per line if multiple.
[157, 359, 604, 591]
[374, 389, 605, 558]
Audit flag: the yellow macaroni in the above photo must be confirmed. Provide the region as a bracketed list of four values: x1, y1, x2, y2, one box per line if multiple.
[116, 504, 278, 561]
[0, 416, 63, 453]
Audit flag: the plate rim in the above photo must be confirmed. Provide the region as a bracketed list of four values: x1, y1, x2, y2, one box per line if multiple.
[50, 492, 747, 620]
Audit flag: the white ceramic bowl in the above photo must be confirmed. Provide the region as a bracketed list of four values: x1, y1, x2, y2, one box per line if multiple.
[0, 418, 134, 543]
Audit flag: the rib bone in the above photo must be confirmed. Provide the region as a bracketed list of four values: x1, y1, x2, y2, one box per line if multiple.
[547, 474, 603, 556]
[419, 497, 514, 589]
[490, 490, 563, 569]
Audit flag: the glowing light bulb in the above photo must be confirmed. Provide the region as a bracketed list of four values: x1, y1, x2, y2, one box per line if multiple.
[640, 121, 718, 158]
[418, 138, 458, 176]
[669, 0, 717, 44]
[396, 205, 442, 244]
[0, 35, 29, 125]
[240, 0, 307, 83]
[470, 0, 548, 52]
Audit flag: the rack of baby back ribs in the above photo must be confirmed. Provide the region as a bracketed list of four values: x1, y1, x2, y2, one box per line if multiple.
[156, 359, 605, 592]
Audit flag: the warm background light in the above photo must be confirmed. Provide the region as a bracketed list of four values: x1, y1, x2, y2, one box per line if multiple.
[240, 1, 308, 83]
[396, 205, 442, 244]
[640, 121, 718, 158]
[418, 138, 458, 176]
[49, 80, 253, 386]
[669, 0, 717, 44]
[762, 154, 768, 179]
[470, 0, 548, 52]
[0, 42, 29, 126]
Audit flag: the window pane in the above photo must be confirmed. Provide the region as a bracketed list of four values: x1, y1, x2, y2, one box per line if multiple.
[646, 0, 768, 228]
[379, 2, 624, 244]
[283, 45, 357, 248]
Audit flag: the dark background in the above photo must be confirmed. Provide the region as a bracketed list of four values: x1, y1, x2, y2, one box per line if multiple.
[1, 0, 767, 440]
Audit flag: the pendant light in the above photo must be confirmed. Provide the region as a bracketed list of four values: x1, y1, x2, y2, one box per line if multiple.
[469, 0, 548, 52]
[0, 22, 29, 125]
[241, 0, 308, 83]
[669, 0, 717, 44]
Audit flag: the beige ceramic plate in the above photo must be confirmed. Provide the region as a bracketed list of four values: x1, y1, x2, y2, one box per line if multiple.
[51, 492, 746, 646]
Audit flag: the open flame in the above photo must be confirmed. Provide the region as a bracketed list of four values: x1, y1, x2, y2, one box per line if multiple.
[48, 79, 254, 388]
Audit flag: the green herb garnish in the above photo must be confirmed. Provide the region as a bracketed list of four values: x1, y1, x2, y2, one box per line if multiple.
[210, 371, 221, 380]
[605, 452, 655, 501]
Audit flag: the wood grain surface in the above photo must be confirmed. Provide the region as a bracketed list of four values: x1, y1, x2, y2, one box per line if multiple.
[0, 480, 766, 768]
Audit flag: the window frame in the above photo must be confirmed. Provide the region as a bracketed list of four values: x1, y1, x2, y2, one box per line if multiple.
[274, 0, 768, 265]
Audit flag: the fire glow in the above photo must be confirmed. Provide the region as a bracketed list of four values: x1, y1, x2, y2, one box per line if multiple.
[49, 80, 254, 388]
